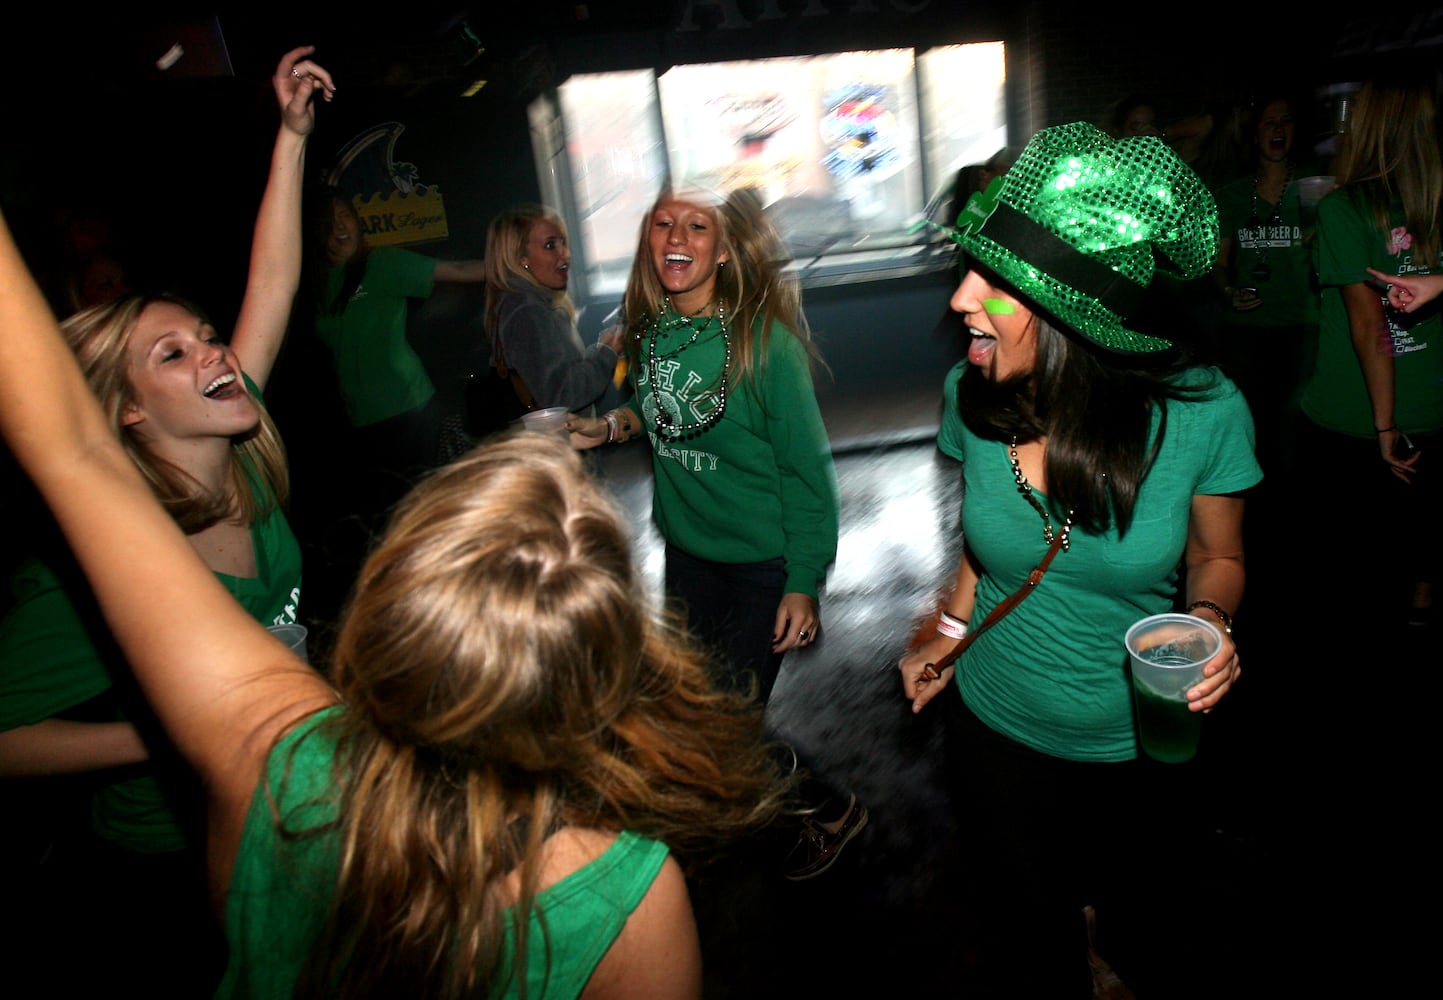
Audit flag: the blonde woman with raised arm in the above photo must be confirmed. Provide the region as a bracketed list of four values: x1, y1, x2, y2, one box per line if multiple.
[0, 173, 786, 1000]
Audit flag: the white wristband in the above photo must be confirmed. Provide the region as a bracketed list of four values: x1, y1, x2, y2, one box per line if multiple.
[936, 611, 969, 640]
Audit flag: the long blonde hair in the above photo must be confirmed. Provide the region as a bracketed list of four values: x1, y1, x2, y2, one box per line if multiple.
[59, 293, 288, 532]
[622, 185, 817, 387]
[484, 207, 577, 347]
[301, 434, 787, 997]
[1334, 74, 1443, 268]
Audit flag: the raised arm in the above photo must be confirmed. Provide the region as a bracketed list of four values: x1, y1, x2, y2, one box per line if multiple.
[230, 46, 335, 390]
[0, 208, 336, 896]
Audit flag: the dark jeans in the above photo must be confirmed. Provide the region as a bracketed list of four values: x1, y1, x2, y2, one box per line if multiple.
[663, 544, 849, 823]
[948, 698, 1213, 999]
[663, 544, 787, 702]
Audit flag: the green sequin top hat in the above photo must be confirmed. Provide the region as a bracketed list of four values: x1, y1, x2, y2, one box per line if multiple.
[955, 121, 1219, 354]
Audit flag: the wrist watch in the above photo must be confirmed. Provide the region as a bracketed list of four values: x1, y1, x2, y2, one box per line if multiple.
[1186, 600, 1232, 635]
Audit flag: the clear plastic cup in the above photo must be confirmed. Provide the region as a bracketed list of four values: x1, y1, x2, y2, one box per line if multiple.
[520, 406, 571, 442]
[1123, 613, 1222, 763]
[267, 622, 309, 663]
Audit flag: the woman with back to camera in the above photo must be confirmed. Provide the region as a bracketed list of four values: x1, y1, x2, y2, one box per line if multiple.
[0, 197, 787, 997]
[899, 123, 1259, 996]
[568, 186, 863, 882]
[482, 206, 624, 418]
[0, 47, 331, 993]
[1296, 73, 1442, 627]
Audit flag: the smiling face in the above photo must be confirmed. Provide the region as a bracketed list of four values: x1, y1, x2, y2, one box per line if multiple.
[1255, 99, 1295, 163]
[121, 301, 260, 449]
[326, 196, 363, 265]
[521, 218, 570, 290]
[951, 268, 1039, 382]
[648, 197, 730, 315]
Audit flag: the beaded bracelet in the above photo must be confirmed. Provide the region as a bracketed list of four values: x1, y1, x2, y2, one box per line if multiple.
[936, 610, 969, 640]
[1186, 600, 1233, 635]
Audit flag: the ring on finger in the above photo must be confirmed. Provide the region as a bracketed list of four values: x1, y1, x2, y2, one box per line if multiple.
[291, 67, 305, 79]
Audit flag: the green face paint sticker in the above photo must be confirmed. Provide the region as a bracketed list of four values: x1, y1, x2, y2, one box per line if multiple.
[982, 298, 1016, 315]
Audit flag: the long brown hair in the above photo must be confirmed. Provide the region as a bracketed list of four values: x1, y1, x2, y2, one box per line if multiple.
[59, 293, 288, 532]
[1334, 74, 1443, 268]
[622, 185, 817, 387]
[300, 434, 787, 997]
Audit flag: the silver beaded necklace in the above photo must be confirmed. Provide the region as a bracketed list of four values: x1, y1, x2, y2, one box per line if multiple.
[645, 299, 731, 440]
[1009, 436, 1073, 551]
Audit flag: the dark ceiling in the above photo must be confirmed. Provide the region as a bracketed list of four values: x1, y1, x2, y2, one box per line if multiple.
[12, 6, 685, 97]
[18, 5, 1443, 101]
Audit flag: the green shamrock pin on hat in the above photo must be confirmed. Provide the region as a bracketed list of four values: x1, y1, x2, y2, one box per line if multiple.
[953, 121, 1219, 354]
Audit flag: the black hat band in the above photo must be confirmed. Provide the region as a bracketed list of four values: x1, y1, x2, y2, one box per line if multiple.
[976, 202, 1147, 320]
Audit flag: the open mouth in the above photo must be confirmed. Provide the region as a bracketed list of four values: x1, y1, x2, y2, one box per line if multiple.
[967, 328, 996, 365]
[664, 252, 693, 268]
[203, 372, 238, 399]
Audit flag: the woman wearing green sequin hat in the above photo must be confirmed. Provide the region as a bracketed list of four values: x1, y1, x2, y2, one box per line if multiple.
[899, 121, 1262, 995]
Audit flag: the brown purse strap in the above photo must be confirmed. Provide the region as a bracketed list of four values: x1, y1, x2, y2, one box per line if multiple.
[932, 529, 1067, 674]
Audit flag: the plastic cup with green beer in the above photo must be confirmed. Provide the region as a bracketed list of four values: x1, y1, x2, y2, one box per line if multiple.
[1124, 613, 1223, 763]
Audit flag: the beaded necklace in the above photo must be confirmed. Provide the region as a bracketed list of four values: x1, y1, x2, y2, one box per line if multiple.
[1009, 436, 1073, 551]
[1246, 160, 1294, 283]
[644, 298, 731, 440]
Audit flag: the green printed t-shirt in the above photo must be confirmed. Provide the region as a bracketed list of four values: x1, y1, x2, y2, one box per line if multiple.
[1300, 187, 1443, 436]
[1214, 172, 1319, 327]
[316, 246, 438, 427]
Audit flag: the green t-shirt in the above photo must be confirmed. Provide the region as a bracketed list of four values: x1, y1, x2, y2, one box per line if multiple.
[1300, 186, 1443, 436]
[0, 399, 302, 852]
[626, 315, 839, 598]
[939, 362, 1261, 761]
[218, 707, 669, 999]
[1214, 171, 1321, 327]
[315, 246, 438, 427]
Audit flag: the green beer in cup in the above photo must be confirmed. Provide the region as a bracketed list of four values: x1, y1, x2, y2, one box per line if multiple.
[1124, 613, 1222, 763]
